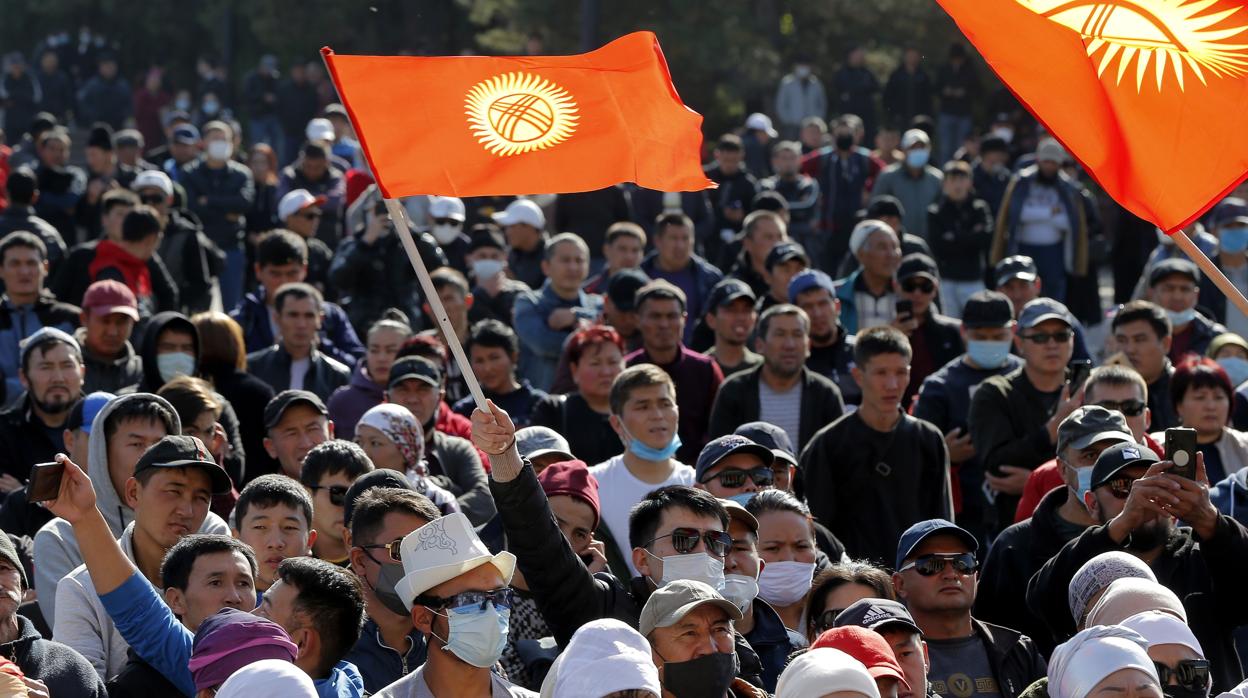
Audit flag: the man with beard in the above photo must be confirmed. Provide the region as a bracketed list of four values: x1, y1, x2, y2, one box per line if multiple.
[0, 327, 83, 493]
[1026, 443, 1248, 693]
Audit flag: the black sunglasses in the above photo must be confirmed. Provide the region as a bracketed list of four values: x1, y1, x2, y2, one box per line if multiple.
[1096, 399, 1147, 417]
[700, 466, 773, 489]
[299, 210, 323, 220]
[1021, 330, 1073, 344]
[811, 608, 844, 635]
[1154, 660, 1210, 692]
[139, 194, 165, 205]
[414, 587, 514, 612]
[898, 552, 978, 576]
[358, 537, 403, 563]
[644, 527, 733, 557]
[433, 218, 462, 227]
[1102, 475, 1138, 500]
[901, 278, 935, 294]
[308, 484, 348, 506]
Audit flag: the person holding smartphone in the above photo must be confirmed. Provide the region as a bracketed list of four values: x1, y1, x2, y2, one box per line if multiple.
[890, 253, 963, 407]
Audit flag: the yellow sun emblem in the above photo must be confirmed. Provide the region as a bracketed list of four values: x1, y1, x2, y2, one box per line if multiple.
[1016, 0, 1248, 91]
[464, 72, 579, 157]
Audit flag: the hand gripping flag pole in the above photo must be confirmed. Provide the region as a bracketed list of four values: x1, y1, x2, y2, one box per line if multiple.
[1171, 231, 1248, 320]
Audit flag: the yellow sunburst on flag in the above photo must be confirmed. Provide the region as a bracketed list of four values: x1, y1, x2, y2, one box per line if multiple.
[465, 72, 580, 157]
[1016, 0, 1248, 91]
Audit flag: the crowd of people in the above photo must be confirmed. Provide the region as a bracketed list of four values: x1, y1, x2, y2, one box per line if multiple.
[0, 31, 1245, 698]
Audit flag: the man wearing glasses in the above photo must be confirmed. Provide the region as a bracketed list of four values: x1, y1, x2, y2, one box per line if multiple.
[1028, 443, 1248, 693]
[970, 297, 1080, 535]
[277, 188, 335, 298]
[693, 435, 776, 506]
[299, 440, 373, 566]
[892, 519, 1047, 698]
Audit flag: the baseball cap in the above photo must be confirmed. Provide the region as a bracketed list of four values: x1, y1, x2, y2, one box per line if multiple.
[263, 390, 328, 431]
[467, 225, 506, 253]
[132, 169, 174, 197]
[1090, 442, 1160, 491]
[694, 435, 775, 483]
[1036, 138, 1067, 164]
[745, 112, 778, 138]
[114, 129, 143, 148]
[172, 124, 201, 144]
[867, 196, 905, 220]
[67, 391, 115, 434]
[323, 103, 348, 120]
[133, 435, 232, 494]
[834, 598, 922, 635]
[429, 196, 466, 222]
[1208, 332, 1248, 358]
[492, 199, 545, 229]
[638, 580, 742, 636]
[895, 518, 978, 570]
[706, 278, 756, 311]
[733, 421, 797, 467]
[896, 253, 939, 282]
[1211, 197, 1248, 228]
[765, 241, 810, 271]
[1056, 406, 1134, 456]
[82, 280, 140, 321]
[278, 189, 328, 223]
[538, 460, 601, 530]
[901, 128, 930, 149]
[1018, 297, 1075, 329]
[606, 269, 650, 312]
[993, 255, 1038, 288]
[787, 269, 837, 303]
[342, 469, 415, 528]
[718, 498, 759, 533]
[515, 426, 573, 462]
[1148, 258, 1200, 288]
[961, 290, 1014, 328]
[811, 626, 911, 692]
[304, 118, 335, 143]
[387, 356, 443, 390]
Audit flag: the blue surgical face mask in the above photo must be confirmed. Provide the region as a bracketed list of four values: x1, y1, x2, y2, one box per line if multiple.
[1222, 227, 1248, 255]
[433, 602, 510, 668]
[727, 492, 756, 508]
[1075, 464, 1095, 509]
[1218, 356, 1248, 387]
[157, 352, 196, 383]
[1166, 307, 1197, 327]
[622, 425, 682, 462]
[966, 339, 1013, 369]
[906, 149, 930, 169]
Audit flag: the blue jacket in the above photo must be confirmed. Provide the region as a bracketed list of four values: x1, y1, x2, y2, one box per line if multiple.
[345, 618, 427, 694]
[513, 281, 601, 391]
[833, 268, 866, 335]
[0, 294, 79, 403]
[990, 168, 1090, 277]
[639, 251, 724, 321]
[1211, 468, 1248, 528]
[231, 286, 364, 368]
[101, 572, 364, 697]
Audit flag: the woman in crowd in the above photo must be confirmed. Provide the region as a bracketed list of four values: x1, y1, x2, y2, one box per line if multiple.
[354, 402, 458, 514]
[327, 311, 413, 440]
[1046, 626, 1163, 698]
[1166, 357, 1248, 484]
[1120, 611, 1212, 698]
[192, 311, 275, 483]
[805, 561, 896, 643]
[745, 490, 821, 642]
[1208, 333, 1248, 389]
[530, 325, 626, 467]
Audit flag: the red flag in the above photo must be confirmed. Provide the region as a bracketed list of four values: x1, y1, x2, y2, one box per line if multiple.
[321, 32, 714, 198]
[937, 0, 1248, 232]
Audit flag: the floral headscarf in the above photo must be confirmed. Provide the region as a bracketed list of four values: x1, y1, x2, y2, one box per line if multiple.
[358, 404, 424, 468]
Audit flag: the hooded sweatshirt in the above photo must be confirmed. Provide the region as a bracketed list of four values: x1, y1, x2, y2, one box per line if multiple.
[325, 364, 383, 441]
[53, 524, 138, 680]
[32, 393, 230, 625]
[75, 325, 143, 394]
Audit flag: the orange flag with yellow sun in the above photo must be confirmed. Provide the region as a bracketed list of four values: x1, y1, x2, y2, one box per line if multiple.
[321, 32, 714, 198]
[937, 0, 1248, 232]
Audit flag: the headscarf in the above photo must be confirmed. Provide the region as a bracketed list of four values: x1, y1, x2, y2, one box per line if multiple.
[188, 608, 299, 691]
[1049, 625, 1159, 698]
[1068, 551, 1157, 626]
[775, 648, 881, 698]
[1085, 577, 1187, 627]
[214, 659, 317, 698]
[1218, 678, 1248, 698]
[539, 619, 661, 698]
[1120, 610, 1205, 658]
[358, 403, 424, 468]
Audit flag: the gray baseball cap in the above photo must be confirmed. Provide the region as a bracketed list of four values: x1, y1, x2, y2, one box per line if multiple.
[638, 580, 741, 636]
[1056, 406, 1134, 455]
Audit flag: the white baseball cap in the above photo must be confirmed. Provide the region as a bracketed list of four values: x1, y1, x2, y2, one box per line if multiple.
[132, 170, 173, 197]
[277, 189, 327, 223]
[492, 199, 545, 229]
[901, 128, 931, 149]
[305, 118, 335, 143]
[429, 196, 466, 222]
[394, 512, 517, 608]
[745, 112, 778, 138]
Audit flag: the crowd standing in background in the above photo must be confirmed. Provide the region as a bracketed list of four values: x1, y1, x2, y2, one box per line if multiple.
[0, 29, 1247, 698]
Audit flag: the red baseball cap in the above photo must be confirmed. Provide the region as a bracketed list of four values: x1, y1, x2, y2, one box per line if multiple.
[812, 626, 911, 692]
[82, 280, 139, 321]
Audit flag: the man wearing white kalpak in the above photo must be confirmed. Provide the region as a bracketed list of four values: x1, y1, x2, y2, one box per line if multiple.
[375, 512, 535, 697]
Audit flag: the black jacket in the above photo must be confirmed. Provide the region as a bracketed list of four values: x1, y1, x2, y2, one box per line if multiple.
[49, 241, 179, 321]
[967, 619, 1048, 698]
[707, 365, 845, 451]
[906, 312, 965, 406]
[203, 367, 275, 486]
[0, 205, 67, 274]
[156, 209, 221, 314]
[926, 195, 995, 281]
[2, 615, 106, 696]
[75, 327, 143, 395]
[180, 157, 255, 249]
[1026, 516, 1248, 693]
[247, 344, 350, 403]
[329, 227, 447, 337]
[104, 648, 180, 698]
[0, 395, 75, 482]
[488, 460, 765, 689]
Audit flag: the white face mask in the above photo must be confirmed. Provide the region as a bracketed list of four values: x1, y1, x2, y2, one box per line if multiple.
[722, 573, 760, 614]
[432, 223, 461, 245]
[757, 560, 815, 607]
[647, 551, 725, 592]
[206, 140, 233, 162]
[471, 258, 504, 281]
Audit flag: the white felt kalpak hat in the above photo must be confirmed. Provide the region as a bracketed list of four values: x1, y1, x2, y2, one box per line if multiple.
[394, 512, 516, 608]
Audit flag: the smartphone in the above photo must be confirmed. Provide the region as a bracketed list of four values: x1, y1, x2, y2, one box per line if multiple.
[895, 299, 913, 320]
[1067, 359, 1094, 392]
[26, 461, 65, 503]
[1165, 427, 1198, 479]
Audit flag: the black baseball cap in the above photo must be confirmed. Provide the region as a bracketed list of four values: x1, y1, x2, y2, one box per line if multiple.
[706, 278, 756, 311]
[896, 253, 939, 283]
[867, 196, 905, 219]
[733, 421, 797, 466]
[961, 290, 1014, 328]
[263, 390, 328, 431]
[342, 469, 415, 528]
[1148, 258, 1200, 288]
[834, 598, 922, 635]
[694, 435, 774, 482]
[765, 242, 810, 271]
[133, 435, 232, 494]
[895, 519, 978, 570]
[993, 255, 1038, 288]
[467, 224, 506, 253]
[606, 268, 651, 312]
[1090, 442, 1159, 491]
[387, 356, 443, 390]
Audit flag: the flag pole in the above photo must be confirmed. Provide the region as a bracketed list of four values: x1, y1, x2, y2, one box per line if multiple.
[382, 198, 490, 411]
[1171, 231, 1248, 319]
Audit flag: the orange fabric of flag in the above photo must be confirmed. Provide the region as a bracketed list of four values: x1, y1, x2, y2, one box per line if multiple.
[937, 0, 1248, 232]
[321, 32, 714, 198]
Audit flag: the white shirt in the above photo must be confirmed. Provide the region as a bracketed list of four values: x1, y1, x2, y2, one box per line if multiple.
[759, 378, 803, 449]
[290, 357, 311, 391]
[589, 455, 695, 577]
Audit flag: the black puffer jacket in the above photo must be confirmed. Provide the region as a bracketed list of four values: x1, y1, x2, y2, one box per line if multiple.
[1, 615, 105, 696]
[969, 619, 1048, 698]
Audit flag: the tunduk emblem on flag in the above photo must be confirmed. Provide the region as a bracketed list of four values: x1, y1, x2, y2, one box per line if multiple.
[465, 72, 580, 156]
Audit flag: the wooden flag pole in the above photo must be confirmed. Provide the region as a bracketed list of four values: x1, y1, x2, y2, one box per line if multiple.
[382, 198, 490, 411]
[1171, 231, 1248, 320]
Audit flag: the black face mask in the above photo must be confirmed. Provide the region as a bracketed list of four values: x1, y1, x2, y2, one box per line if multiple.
[661, 651, 736, 698]
[369, 561, 412, 616]
[1163, 686, 1208, 698]
[836, 134, 855, 151]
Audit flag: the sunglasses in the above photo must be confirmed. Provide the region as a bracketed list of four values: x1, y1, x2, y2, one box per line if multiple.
[901, 278, 935, 294]
[1153, 660, 1210, 692]
[811, 609, 844, 635]
[358, 537, 403, 564]
[433, 218, 462, 227]
[701, 466, 773, 489]
[898, 552, 978, 576]
[308, 484, 348, 506]
[414, 587, 514, 612]
[645, 528, 734, 557]
[1102, 475, 1138, 500]
[1021, 330, 1073, 344]
[1096, 399, 1146, 417]
[299, 211, 323, 220]
[139, 194, 165, 205]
